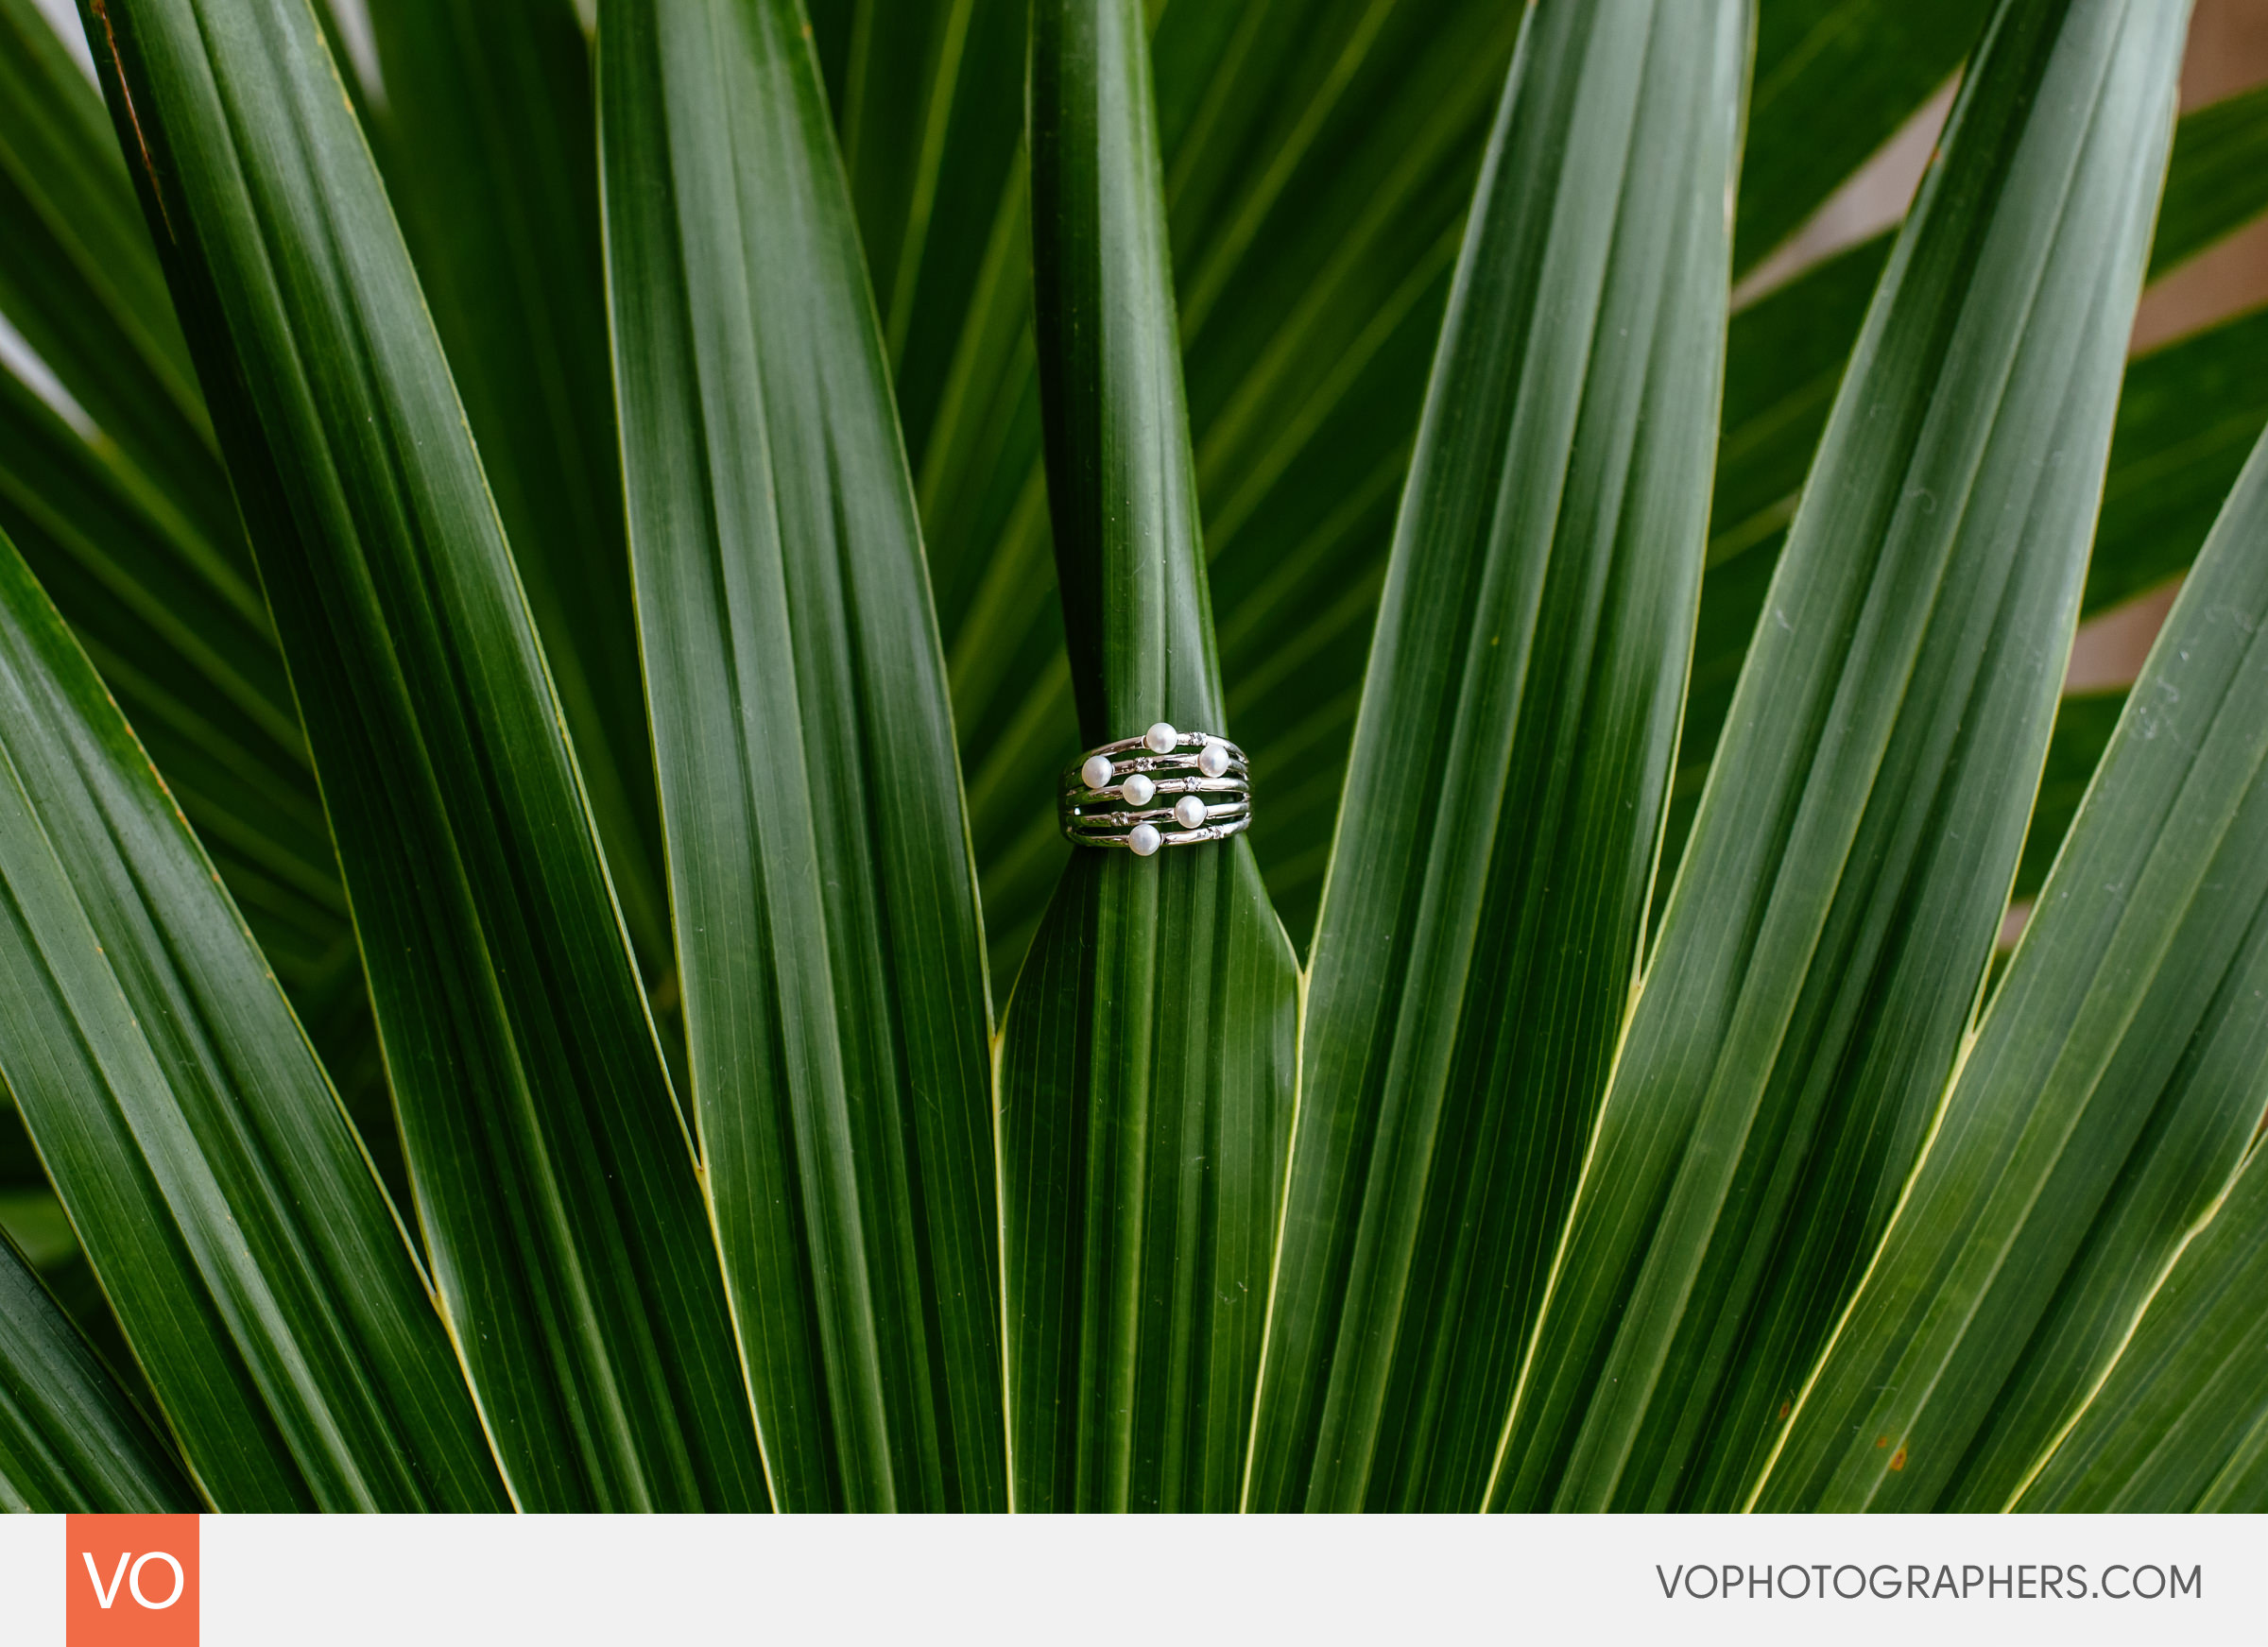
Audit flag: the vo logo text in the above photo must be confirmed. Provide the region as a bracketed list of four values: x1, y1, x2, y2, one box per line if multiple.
[65, 1515, 198, 1646]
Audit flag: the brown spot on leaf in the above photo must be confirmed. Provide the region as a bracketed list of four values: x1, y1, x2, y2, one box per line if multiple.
[1876, 1435, 1888, 1449]
[1889, 1448, 1907, 1472]
[1778, 1401, 1791, 1420]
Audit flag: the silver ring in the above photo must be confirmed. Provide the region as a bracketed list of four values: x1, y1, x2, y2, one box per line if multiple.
[1060, 722, 1250, 856]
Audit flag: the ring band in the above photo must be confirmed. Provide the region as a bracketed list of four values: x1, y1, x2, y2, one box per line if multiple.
[1060, 722, 1250, 856]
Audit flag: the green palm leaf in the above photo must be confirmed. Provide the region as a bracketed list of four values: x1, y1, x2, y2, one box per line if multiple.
[1183, 0, 1981, 952]
[0, 0, 2253, 1524]
[1756, 420, 2268, 1512]
[0, 1229, 196, 1513]
[0, 0, 385, 1161]
[598, 0, 1004, 1512]
[998, 0, 1300, 1512]
[0, 520, 503, 1509]
[1488, 0, 2188, 1513]
[2017, 1141, 2268, 1513]
[811, 0, 1024, 423]
[1694, 300, 2268, 936]
[0, 365, 395, 1187]
[1244, 0, 1745, 1514]
[0, 0, 235, 559]
[87, 0, 765, 1510]
[361, 0, 671, 996]
[2149, 79, 2268, 279]
[2088, 300, 2268, 619]
[0, 370, 315, 932]
[891, 0, 1534, 969]
[1689, 85, 2268, 904]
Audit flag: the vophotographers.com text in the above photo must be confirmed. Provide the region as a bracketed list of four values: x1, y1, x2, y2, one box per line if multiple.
[1656, 1562, 2202, 1602]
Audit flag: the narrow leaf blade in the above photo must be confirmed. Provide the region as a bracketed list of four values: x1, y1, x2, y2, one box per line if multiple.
[893, 0, 1529, 966]
[0, 522, 504, 1510]
[0, 0, 238, 563]
[2087, 302, 2268, 618]
[2017, 1141, 2268, 1513]
[87, 0, 766, 1510]
[0, 1228, 197, 1513]
[2148, 80, 2268, 279]
[1688, 98, 2268, 904]
[599, 0, 1005, 1512]
[363, 0, 671, 989]
[1759, 421, 2268, 1512]
[1000, 0, 1299, 1512]
[0, 0, 395, 1175]
[1245, 0, 1745, 1514]
[1489, 0, 2188, 1513]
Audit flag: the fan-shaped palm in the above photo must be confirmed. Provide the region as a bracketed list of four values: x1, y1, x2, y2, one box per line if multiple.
[0, 0, 2264, 1514]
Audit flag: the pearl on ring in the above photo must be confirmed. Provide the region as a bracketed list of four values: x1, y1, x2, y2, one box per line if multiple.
[1143, 721, 1179, 755]
[1174, 795, 1209, 830]
[1128, 823, 1162, 856]
[1080, 753, 1116, 791]
[1122, 773, 1157, 807]
[1197, 740, 1231, 779]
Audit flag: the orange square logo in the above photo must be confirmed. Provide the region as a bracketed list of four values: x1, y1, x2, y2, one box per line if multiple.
[65, 1515, 198, 1646]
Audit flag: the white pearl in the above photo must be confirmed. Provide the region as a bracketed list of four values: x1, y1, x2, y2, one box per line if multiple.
[1081, 753, 1116, 791]
[1121, 773, 1156, 807]
[1197, 740, 1231, 779]
[1143, 721, 1178, 755]
[1127, 823, 1162, 856]
[1174, 795, 1209, 830]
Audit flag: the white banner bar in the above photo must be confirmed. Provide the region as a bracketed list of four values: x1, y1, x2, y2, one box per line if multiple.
[3, 1511, 2260, 1645]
